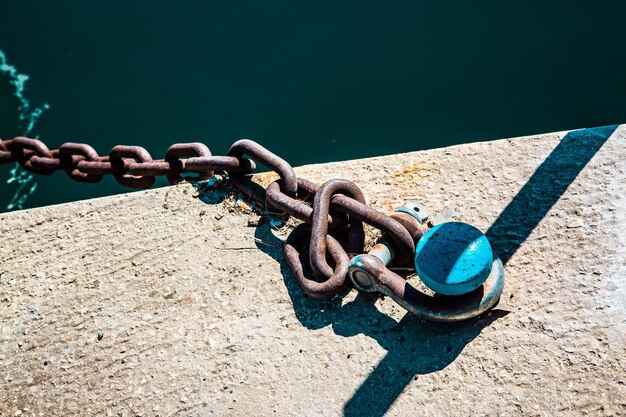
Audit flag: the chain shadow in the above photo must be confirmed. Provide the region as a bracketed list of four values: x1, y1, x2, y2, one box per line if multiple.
[254, 223, 508, 417]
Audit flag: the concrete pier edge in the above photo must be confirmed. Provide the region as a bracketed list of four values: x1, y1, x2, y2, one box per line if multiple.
[1, 126, 624, 416]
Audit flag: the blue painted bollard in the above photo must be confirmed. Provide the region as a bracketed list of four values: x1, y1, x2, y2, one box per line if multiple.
[414, 222, 493, 296]
[348, 201, 505, 322]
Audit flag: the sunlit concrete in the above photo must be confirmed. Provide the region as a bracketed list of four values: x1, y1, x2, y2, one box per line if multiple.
[1, 126, 624, 416]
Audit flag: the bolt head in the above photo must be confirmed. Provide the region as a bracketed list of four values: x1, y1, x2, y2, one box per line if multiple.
[348, 256, 377, 293]
[397, 201, 429, 224]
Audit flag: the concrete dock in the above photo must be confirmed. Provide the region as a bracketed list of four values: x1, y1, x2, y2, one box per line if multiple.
[1, 126, 624, 416]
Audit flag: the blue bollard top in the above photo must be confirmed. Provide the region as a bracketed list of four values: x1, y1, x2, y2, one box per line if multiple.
[414, 222, 493, 296]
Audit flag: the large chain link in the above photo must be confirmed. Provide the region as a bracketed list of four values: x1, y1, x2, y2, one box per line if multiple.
[0, 136, 415, 299]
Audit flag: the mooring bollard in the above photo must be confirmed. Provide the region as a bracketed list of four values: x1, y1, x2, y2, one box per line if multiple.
[348, 202, 505, 322]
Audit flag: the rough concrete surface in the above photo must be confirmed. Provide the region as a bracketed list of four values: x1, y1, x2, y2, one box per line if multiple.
[0, 126, 624, 417]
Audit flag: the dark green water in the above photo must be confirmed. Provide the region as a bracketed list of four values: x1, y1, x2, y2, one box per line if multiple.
[1, 1, 626, 211]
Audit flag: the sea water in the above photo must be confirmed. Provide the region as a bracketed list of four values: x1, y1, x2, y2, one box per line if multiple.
[1, 2, 626, 211]
[0, 50, 48, 210]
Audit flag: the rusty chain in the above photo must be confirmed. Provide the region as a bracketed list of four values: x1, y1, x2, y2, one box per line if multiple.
[0, 136, 415, 299]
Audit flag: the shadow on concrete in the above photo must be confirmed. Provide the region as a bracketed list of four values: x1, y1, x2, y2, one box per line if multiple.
[486, 125, 617, 264]
[198, 125, 617, 417]
[254, 223, 508, 417]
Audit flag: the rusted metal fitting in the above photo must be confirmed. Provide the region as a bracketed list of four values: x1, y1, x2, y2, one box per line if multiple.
[349, 253, 504, 322]
[109, 145, 156, 188]
[227, 139, 297, 197]
[8, 137, 58, 175]
[265, 178, 348, 228]
[0, 139, 12, 163]
[309, 179, 366, 281]
[58, 142, 103, 183]
[284, 224, 352, 299]
[348, 202, 505, 322]
[164, 142, 213, 184]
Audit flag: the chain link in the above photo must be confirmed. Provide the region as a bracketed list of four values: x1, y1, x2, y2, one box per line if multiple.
[0, 135, 415, 299]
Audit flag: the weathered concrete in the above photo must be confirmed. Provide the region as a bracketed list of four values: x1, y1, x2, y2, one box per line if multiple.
[1, 126, 624, 416]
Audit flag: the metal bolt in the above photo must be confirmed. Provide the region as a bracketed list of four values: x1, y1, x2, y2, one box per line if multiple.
[349, 201, 425, 291]
[396, 201, 429, 224]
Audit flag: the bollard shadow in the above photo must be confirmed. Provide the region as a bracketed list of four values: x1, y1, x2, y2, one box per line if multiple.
[486, 125, 617, 264]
